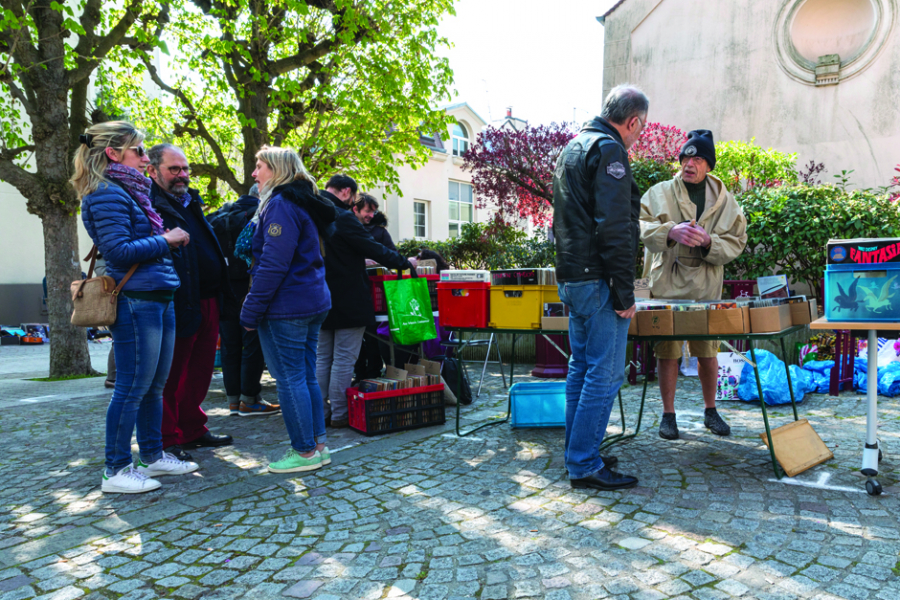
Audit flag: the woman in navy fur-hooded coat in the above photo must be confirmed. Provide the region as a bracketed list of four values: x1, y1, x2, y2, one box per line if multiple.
[240, 145, 335, 474]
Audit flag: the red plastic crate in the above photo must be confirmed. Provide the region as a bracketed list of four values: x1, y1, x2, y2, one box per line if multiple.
[347, 383, 445, 436]
[437, 281, 490, 328]
[369, 274, 398, 313]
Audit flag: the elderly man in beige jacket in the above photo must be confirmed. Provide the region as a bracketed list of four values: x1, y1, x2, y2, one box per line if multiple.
[640, 130, 748, 440]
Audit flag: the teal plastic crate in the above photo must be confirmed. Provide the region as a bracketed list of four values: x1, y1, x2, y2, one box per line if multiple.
[510, 381, 566, 428]
[825, 263, 900, 322]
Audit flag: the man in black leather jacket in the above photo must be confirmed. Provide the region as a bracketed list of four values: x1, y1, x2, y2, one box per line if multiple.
[552, 84, 648, 492]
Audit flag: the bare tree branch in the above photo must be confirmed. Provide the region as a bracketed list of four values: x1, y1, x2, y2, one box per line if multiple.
[67, 0, 146, 86]
[0, 155, 43, 199]
[270, 38, 340, 75]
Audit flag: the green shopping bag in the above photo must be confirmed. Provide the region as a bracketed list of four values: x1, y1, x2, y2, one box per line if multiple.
[383, 277, 438, 344]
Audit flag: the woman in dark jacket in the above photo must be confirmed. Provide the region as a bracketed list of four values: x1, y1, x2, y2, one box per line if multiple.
[74, 121, 198, 494]
[241, 146, 335, 473]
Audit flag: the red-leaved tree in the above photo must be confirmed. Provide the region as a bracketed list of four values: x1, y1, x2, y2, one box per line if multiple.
[463, 123, 576, 229]
[628, 122, 687, 163]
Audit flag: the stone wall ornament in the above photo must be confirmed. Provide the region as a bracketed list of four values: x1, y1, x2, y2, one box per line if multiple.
[774, 0, 896, 86]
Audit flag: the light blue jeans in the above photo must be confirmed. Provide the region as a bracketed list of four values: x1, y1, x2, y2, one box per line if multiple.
[557, 279, 630, 479]
[259, 312, 329, 453]
[106, 296, 175, 473]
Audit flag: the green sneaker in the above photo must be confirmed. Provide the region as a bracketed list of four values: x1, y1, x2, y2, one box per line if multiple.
[268, 449, 322, 473]
[320, 447, 331, 466]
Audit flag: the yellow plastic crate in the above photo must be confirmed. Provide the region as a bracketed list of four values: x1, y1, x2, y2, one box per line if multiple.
[488, 285, 560, 330]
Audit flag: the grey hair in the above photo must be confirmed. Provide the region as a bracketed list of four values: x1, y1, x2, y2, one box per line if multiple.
[600, 84, 649, 125]
[249, 183, 260, 198]
[147, 143, 181, 168]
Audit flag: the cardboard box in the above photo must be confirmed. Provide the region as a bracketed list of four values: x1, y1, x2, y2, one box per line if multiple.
[628, 318, 638, 336]
[707, 306, 751, 335]
[750, 304, 792, 333]
[637, 310, 674, 336]
[674, 310, 708, 336]
[541, 316, 570, 331]
[789, 299, 818, 326]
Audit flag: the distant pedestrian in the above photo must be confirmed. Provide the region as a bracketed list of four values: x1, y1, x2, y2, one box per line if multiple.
[74, 121, 198, 494]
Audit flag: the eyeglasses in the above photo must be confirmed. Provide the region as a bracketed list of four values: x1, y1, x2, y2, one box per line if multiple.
[125, 146, 146, 157]
[635, 115, 646, 131]
[165, 166, 192, 176]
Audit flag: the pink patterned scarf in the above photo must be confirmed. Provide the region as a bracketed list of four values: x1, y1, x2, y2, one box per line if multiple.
[105, 163, 166, 235]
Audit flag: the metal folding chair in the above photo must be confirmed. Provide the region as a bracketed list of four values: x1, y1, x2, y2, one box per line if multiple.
[441, 331, 507, 398]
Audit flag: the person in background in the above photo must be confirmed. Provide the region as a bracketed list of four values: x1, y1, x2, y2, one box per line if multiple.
[318, 188, 416, 428]
[366, 211, 396, 251]
[354, 211, 396, 382]
[148, 144, 237, 461]
[241, 146, 336, 473]
[208, 183, 276, 417]
[74, 121, 198, 494]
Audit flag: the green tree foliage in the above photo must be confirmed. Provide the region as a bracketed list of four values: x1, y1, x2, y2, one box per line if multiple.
[714, 139, 798, 193]
[727, 184, 900, 300]
[0, 0, 168, 377]
[631, 157, 678, 196]
[105, 0, 456, 203]
[397, 223, 556, 270]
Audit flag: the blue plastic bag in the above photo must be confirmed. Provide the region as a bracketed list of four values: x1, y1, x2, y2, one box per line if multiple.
[737, 349, 816, 405]
[855, 358, 900, 397]
[801, 360, 835, 394]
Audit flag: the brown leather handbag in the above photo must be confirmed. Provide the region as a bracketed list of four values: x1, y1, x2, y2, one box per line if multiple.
[70, 246, 139, 327]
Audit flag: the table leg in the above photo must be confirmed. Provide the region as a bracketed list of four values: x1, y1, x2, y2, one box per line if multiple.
[862, 329, 882, 495]
[751, 344, 784, 479]
[455, 331, 512, 437]
[779, 337, 799, 422]
[599, 376, 649, 451]
[509, 333, 516, 387]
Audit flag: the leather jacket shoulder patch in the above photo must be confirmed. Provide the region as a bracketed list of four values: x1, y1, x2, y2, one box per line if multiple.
[606, 161, 626, 180]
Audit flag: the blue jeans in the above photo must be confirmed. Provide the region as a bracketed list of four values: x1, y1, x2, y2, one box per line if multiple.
[557, 280, 630, 479]
[259, 312, 329, 453]
[106, 296, 176, 473]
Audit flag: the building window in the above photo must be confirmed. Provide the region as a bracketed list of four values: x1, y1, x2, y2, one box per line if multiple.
[449, 181, 473, 237]
[452, 123, 469, 157]
[413, 201, 427, 239]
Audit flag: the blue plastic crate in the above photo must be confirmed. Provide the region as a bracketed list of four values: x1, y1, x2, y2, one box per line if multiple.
[825, 263, 900, 322]
[510, 381, 566, 428]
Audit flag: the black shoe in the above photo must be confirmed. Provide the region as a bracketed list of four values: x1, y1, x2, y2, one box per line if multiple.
[571, 467, 638, 491]
[602, 455, 618, 469]
[164, 445, 193, 462]
[659, 412, 679, 440]
[704, 408, 731, 436]
[183, 432, 233, 449]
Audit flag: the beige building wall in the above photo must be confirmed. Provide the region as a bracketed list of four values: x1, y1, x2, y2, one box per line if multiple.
[374, 103, 494, 245]
[600, 0, 900, 188]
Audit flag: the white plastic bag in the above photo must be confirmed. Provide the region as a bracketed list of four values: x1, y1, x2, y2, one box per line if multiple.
[679, 342, 698, 376]
[716, 352, 743, 401]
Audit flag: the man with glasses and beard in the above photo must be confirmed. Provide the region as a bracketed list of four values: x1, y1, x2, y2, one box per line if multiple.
[148, 144, 237, 462]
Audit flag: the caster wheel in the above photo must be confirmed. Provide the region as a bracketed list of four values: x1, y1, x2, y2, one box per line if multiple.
[866, 480, 883, 496]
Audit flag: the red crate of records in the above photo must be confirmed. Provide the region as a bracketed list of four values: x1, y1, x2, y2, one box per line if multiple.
[369, 274, 398, 313]
[347, 383, 445, 436]
[437, 282, 490, 328]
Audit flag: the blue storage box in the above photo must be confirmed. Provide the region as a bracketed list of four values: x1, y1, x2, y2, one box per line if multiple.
[510, 381, 566, 428]
[825, 263, 900, 322]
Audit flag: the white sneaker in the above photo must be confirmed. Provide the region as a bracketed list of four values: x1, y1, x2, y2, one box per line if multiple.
[101, 465, 162, 494]
[135, 452, 200, 477]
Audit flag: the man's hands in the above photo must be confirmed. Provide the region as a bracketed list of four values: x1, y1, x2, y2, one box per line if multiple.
[616, 305, 636, 320]
[668, 222, 711, 248]
[163, 227, 190, 248]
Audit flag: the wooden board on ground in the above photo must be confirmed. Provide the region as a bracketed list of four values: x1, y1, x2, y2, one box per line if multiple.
[760, 418, 834, 477]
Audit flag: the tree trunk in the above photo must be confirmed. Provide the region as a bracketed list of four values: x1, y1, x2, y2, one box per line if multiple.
[42, 207, 95, 378]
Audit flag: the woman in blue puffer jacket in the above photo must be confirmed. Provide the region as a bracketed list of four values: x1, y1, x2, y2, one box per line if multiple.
[240, 145, 335, 474]
[73, 121, 198, 494]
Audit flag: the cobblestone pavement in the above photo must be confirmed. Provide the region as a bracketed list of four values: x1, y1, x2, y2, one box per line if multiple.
[1, 343, 900, 600]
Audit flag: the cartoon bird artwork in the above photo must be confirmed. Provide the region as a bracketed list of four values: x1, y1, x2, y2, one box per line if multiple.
[860, 275, 898, 313]
[834, 278, 860, 313]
